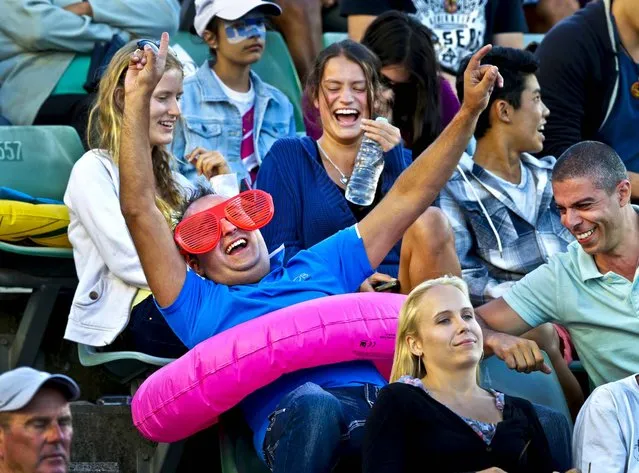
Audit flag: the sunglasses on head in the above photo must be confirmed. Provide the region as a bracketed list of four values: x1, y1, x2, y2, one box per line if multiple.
[136, 39, 178, 57]
[174, 190, 274, 255]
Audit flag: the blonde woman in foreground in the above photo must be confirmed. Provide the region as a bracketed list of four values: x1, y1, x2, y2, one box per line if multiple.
[362, 276, 579, 473]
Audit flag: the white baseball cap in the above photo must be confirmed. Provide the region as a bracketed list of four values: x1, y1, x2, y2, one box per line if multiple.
[0, 367, 80, 412]
[193, 0, 282, 37]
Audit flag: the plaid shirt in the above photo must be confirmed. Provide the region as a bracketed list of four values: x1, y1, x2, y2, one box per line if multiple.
[435, 152, 574, 306]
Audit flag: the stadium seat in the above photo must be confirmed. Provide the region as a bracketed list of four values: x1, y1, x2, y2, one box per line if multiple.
[217, 350, 571, 473]
[524, 33, 545, 49]
[480, 350, 571, 426]
[219, 409, 270, 473]
[173, 31, 305, 133]
[77, 344, 175, 385]
[322, 32, 347, 49]
[0, 126, 84, 371]
[53, 55, 92, 96]
[252, 31, 304, 133]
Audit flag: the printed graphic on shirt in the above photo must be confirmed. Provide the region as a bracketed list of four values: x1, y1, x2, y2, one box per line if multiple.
[411, 0, 487, 73]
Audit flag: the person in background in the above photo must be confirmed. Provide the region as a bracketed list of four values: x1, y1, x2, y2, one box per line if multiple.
[257, 40, 461, 294]
[0, 0, 180, 145]
[437, 46, 583, 417]
[172, 0, 296, 187]
[572, 373, 639, 473]
[363, 276, 563, 473]
[535, 0, 639, 199]
[0, 367, 80, 473]
[360, 11, 460, 156]
[63, 40, 197, 358]
[271, 0, 343, 83]
[341, 0, 527, 91]
[522, 0, 581, 34]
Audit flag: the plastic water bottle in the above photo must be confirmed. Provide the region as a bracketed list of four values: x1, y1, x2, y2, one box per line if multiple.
[345, 117, 388, 206]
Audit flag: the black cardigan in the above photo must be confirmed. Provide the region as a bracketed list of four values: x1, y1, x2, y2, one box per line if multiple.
[362, 382, 554, 473]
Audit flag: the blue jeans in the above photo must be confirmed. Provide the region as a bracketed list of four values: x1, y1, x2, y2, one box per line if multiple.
[262, 382, 380, 473]
[532, 403, 573, 471]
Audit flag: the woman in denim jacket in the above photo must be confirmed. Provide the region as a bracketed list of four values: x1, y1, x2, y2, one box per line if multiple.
[172, 0, 296, 186]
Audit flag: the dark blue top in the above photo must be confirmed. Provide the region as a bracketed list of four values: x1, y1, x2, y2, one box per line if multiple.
[595, 17, 639, 171]
[256, 136, 412, 278]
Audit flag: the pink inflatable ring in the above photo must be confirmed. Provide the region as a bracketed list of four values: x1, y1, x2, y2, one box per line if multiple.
[132, 292, 405, 442]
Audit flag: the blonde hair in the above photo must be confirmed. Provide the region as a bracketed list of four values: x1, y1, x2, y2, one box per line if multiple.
[389, 275, 470, 382]
[86, 40, 184, 210]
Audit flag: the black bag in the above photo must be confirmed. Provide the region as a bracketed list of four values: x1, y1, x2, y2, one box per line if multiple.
[83, 34, 127, 93]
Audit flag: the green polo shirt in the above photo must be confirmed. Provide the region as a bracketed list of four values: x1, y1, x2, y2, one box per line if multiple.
[503, 220, 639, 387]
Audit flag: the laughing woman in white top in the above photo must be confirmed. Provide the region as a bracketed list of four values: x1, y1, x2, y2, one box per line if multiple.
[63, 41, 204, 358]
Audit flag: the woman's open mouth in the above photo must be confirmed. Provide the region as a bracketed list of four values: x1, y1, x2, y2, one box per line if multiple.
[333, 108, 360, 126]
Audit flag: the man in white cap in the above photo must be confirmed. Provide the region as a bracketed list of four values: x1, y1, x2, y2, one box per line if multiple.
[0, 367, 80, 473]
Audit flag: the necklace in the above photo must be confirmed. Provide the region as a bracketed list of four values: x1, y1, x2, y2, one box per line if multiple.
[317, 141, 350, 186]
[619, 41, 639, 99]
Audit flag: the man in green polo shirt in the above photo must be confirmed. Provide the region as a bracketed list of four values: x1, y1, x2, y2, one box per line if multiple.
[478, 140, 639, 387]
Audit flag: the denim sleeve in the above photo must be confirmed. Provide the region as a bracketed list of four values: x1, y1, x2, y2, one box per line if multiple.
[502, 262, 558, 327]
[309, 226, 374, 293]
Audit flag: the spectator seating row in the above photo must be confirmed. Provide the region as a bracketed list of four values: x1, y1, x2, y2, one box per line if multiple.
[52, 31, 305, 134]
[0, 126, 81, 370]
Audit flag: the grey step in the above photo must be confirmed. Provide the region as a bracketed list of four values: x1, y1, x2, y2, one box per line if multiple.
[69, 462, 120, 473]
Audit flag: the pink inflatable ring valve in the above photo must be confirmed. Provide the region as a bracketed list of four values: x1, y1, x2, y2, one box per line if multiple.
[132, 292, 405, 442]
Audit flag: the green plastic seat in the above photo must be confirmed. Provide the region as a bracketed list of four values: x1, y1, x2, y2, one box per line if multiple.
[77, 344, 175, 384]
[52, 55, 92, 96]
[480, 351, 571, 426]
[0, 125, 83, 259]
[252, 31, 304, 133]
[173, 31, 305, 133]
[524, 33, 545, 48]
[173, 31, 210, 66]
[322, 32, 348, 49]
[0, 126, 84, 370]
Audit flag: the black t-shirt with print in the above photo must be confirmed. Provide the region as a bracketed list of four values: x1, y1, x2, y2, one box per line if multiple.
[340, 0, 527, 74]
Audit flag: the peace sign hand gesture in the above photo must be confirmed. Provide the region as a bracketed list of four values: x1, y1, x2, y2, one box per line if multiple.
[124, 32, 170, 97]
[461, 44, 504, 116]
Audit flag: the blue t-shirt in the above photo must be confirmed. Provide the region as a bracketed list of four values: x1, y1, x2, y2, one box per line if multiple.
[596, 20, 639, 171]
[158, 225, 386, 457]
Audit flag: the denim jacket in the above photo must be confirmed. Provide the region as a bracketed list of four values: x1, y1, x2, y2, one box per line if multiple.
[172, 62, 296, 183]
[435, 152, 574, 306]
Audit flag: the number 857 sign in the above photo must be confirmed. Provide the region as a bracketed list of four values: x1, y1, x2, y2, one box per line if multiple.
[0, 141, 22, 161]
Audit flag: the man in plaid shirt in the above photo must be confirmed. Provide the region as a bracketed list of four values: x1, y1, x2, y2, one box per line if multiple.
[436, 46, 583, 416]
[437, 46, 574, 306]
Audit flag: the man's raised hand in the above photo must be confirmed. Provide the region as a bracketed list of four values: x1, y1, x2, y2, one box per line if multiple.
[124, 32, 170, 97]
[461, 44, 504, 116]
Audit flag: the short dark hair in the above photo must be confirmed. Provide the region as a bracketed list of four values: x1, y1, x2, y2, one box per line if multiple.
[552, 141, 628, 194]
[456, 46, 539, 139]
[172, 184, 216, 229]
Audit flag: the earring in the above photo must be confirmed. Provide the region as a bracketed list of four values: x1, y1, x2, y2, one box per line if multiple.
[416, 354, 425, 378]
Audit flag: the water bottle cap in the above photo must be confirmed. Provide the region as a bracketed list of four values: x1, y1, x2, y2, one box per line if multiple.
[375, 117, 389, 124]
